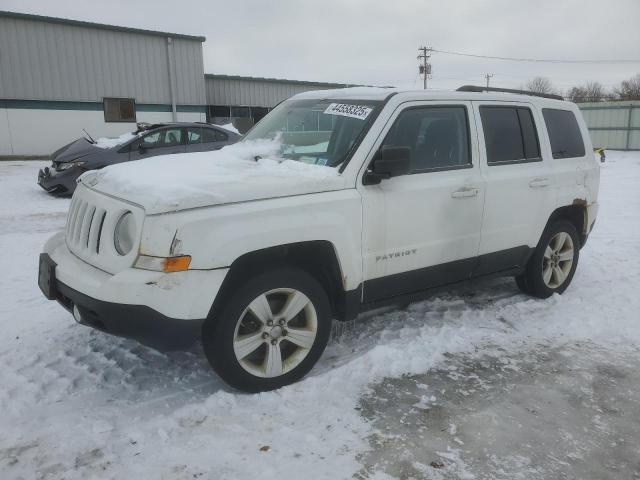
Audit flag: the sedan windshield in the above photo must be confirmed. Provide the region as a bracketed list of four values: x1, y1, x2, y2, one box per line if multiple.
[242, 98, 381, 167]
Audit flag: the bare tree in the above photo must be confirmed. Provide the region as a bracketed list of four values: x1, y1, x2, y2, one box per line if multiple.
[566, 81, 606, 103]
[614, 73, 640, 100]
[525, 76, 555, 95]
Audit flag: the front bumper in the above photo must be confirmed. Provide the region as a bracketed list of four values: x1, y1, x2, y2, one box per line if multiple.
[42, 232, 229, 350]
[37, 166, 82, 195]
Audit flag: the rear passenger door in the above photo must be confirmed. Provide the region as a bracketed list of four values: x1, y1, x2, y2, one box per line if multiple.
[473, 102, 555, 276]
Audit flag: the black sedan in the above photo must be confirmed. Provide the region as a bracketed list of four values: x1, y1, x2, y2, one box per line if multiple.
[37, 122, 241, 195]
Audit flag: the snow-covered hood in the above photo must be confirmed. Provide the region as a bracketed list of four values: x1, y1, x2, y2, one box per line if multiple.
[79, 139, 348, 214]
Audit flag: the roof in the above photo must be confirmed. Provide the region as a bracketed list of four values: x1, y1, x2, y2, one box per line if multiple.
[205, 74, 352, 89]
[0, 10, 206, 42]
[293, 87, 571, 105]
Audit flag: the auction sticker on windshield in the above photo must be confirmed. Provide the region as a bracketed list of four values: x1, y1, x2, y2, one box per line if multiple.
[324, 103, 373, 120]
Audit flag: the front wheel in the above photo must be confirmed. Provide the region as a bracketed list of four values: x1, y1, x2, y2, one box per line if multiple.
[516, 220, 580, 299]
[202, 267, 332, 392]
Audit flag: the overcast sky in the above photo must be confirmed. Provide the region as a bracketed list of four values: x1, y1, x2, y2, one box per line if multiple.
[3, 0, 640, 93]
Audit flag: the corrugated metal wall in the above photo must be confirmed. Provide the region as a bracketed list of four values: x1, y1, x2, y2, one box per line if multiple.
[0, 14, 206, 105]
[577, 101, 640, 150]
[205, 75, 343, 107]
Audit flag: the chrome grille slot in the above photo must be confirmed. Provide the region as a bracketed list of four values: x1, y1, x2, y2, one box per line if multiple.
[89, 208, 106, 253]
[81, 205, 96, 248]
[73, 201, 88, 245]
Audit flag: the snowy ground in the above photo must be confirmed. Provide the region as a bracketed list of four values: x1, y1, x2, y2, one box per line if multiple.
[1, 152, 639, 480]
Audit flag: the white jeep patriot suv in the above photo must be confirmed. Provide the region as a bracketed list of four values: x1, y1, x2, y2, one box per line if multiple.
[39, 86, 599, 392]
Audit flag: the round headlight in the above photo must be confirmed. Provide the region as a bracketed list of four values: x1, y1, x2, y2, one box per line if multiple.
[114, 211, 136, 256]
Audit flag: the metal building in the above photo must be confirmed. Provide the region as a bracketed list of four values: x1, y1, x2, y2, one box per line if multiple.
[577, 101, 640, 151]
[0, 10, 207, 156]
[0, 10, 353, 156]
[204, 74, 348, 131]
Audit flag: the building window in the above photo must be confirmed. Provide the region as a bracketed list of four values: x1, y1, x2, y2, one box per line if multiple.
[251, 107, 269, 123]
[230, 106, 251, 118]
[210, 105, 230, 118]
[103, 98, 136, 123]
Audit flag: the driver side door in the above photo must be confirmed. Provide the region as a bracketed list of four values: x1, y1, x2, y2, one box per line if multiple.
[359, 101, 485, 303]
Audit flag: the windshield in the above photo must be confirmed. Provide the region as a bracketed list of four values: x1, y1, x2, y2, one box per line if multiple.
[242, 98, 382, 167]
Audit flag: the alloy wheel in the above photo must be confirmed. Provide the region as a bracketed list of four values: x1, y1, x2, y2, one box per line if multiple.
[232, 288, 318, 378]
[542, 231, 575, 289]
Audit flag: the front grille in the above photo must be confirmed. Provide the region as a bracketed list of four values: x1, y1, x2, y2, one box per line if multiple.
[64, 184, 143, 274]
[66, 196, 107, 255]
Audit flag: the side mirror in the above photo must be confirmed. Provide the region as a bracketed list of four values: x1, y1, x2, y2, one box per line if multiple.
[138, 143, 147, 154]
[362, 146, 411, 185]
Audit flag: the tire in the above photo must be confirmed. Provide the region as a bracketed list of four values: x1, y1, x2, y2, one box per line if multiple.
[202, 266, 332, 392]
[520, 220, 580, 299]
[514, 274, 532, 294]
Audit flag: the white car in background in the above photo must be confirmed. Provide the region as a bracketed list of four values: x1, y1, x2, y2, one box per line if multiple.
[39, 86, 599, 392]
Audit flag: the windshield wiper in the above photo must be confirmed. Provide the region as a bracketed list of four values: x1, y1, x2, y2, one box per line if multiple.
[82, 128, 96, 144]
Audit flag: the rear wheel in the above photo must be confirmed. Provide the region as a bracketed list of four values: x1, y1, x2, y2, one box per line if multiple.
[516, 220, 580, 298]
[202, 267, 331, 392]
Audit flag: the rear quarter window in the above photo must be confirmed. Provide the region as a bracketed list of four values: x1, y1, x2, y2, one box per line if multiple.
[542, 109, 586, 159]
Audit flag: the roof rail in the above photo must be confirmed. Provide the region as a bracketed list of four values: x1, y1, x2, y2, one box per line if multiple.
[456, 85, 564, 101]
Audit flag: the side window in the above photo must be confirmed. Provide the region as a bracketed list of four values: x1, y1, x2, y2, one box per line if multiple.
[139, 131, 162, 148]
[381, 106, 471, 172]
[186, 127, 202, 144]
[202, 128, 228, 143]
[162, 128, 182, 146]
[215, 129, 228, 142]
[480, 106, 540, 165]
[542, 109, 585, 159]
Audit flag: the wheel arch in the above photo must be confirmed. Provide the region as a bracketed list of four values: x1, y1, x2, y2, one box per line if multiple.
[208, 241, 360, 323]
[542, 202, 588, 248]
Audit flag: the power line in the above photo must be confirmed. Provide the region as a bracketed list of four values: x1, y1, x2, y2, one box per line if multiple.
[432, 48, 640, 64]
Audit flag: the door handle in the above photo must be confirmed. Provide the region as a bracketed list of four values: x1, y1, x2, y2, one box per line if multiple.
[451, 186, 479, 198]
[529, 178, 550, 188]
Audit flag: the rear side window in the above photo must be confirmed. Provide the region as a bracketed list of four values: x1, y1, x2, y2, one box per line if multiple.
[480, 106, 540, 165]
[542, 109, 585, 159]
[382, 106, 471, 172]
[202, 128, 228, 143]
[186, 127, 202, 144]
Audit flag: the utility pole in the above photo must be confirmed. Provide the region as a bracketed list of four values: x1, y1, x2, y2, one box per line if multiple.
[484, 73, 494, 89]
[417, 46, 432, 89]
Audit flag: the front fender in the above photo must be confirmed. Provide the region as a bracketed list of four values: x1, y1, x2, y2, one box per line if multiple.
[139, 190, 363, 290]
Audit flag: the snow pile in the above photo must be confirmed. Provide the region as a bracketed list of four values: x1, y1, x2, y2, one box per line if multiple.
[218, 123, 240, 135]
[94, 131, 137, 149]
[1, 152, 640, 478]
[87, 138, 343, 213]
